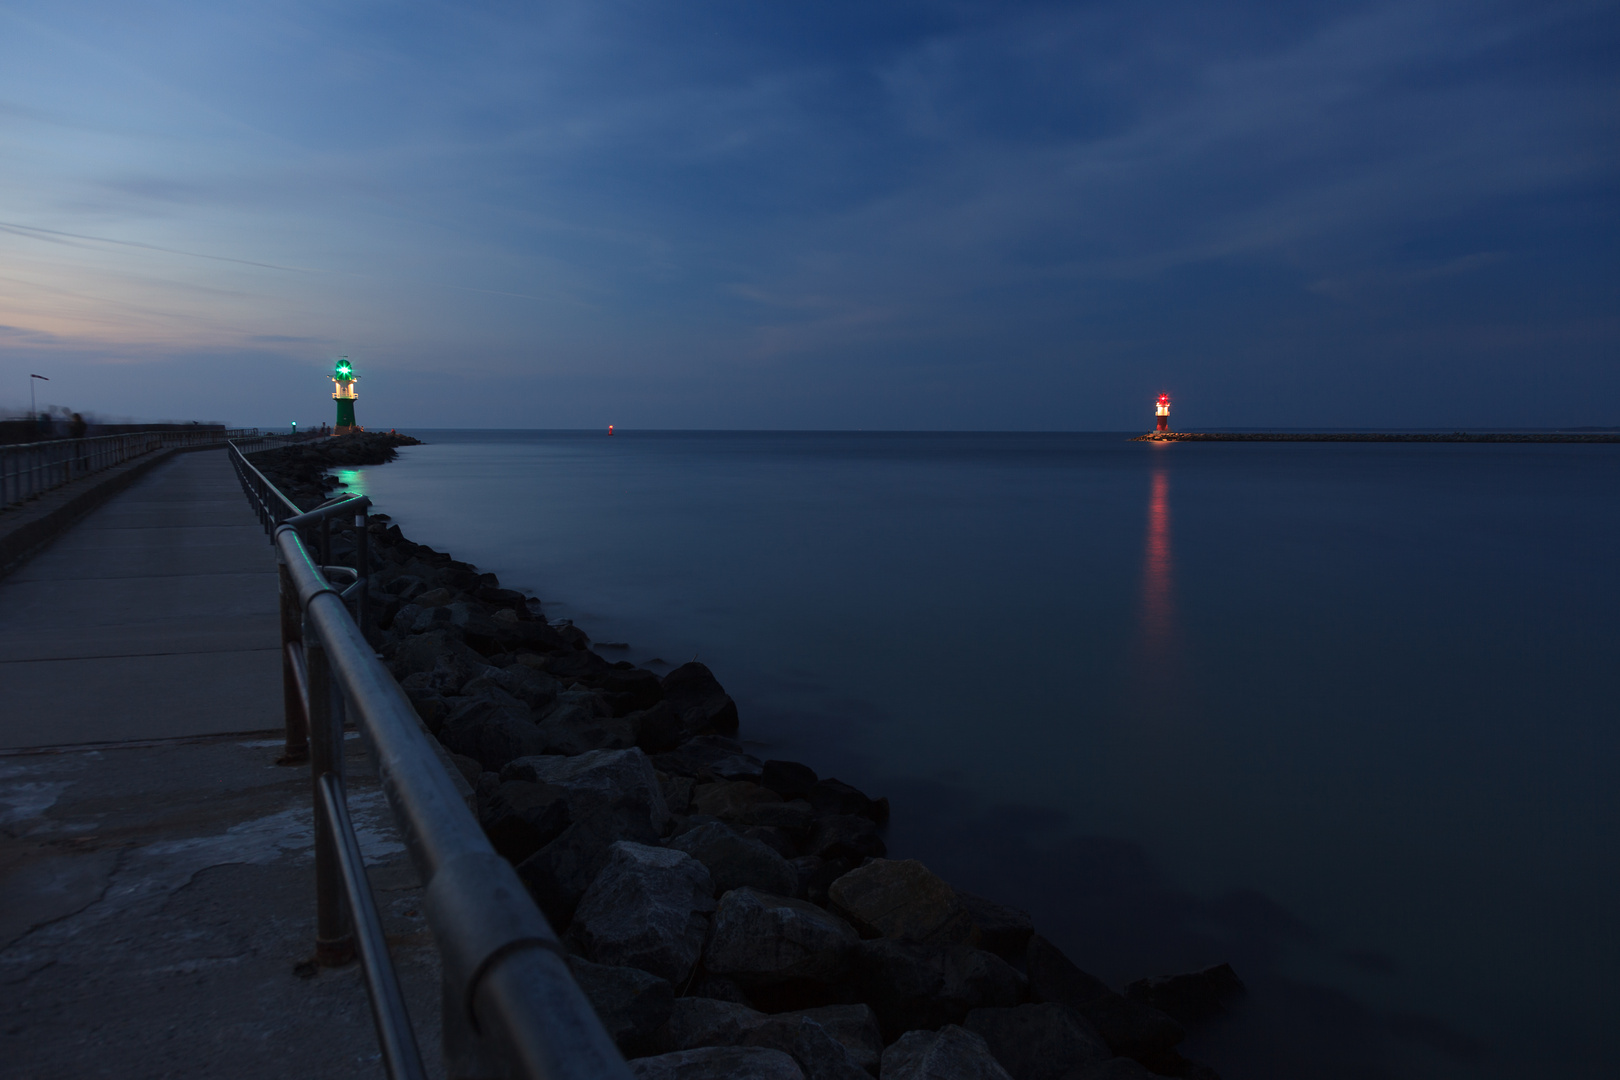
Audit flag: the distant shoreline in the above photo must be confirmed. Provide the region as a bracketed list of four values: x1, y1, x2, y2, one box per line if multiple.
[1134, 431, 1620, 443]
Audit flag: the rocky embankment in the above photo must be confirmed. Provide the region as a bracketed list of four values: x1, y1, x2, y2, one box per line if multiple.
[256, 433, 1243, 1080]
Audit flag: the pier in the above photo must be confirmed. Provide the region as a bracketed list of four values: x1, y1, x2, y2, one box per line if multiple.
[0, 446, 442, 1078]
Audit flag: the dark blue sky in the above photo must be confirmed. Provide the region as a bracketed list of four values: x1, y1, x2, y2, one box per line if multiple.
[1, 0, 1615, 428]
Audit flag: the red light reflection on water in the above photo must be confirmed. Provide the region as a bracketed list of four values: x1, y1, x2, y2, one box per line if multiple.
[1139, 465, 1174, 648]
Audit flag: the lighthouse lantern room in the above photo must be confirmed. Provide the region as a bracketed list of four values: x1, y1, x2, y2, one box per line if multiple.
[332, 357, 360, 434]
[1155, 393, 1171, 433]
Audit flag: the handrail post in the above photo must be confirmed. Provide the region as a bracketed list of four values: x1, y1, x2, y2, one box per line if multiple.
[307, 619, 355, 966]
[355, 507, 371, 644]
[278, 558, 309, 765]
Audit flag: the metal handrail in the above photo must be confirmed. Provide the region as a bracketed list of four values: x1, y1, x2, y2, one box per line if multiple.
[230, 444, 630, 1080]
[1, 428, 294, 510]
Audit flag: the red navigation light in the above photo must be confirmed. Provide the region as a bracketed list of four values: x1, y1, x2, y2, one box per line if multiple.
[1158, 394, 1170, 405]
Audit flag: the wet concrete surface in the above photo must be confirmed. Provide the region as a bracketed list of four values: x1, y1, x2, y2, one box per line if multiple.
[0, 732, 444, 1079]
[0, 448, 281, 749]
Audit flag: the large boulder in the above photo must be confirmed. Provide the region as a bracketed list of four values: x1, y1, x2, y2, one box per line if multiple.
[479, 779, 570, 863]
[514, 809, 626, 928]
[807, 815, 885, 863]
[567, 956, 674, 1056]
[501, 748, 671, 838]
[570, 842, 716, 984]
[384, 629, 485, 684]
[437, 691, 544, 771]
[760, 760, 818, 800]
[742, 1015, 868, 1080]
[704, 888, 859, 987]
[660, 662, 740, 735]
[693, 781, 782, 822]
[1122, 963, 1245, 1024]
[655, 735, 764, 782]
[854, 940, 1025, 1039]
[536, 714, 639, 756]
[958, 892, 1035, 960]
[629, 1047, 803, 1080]
[668, 821, 799, 897]
[826, 860, 976, 947]
[781, 1006, 882, 1076]
[964, 1003, 1112, 1080]
[880, 1026, 1014, 1080]
[464, 663, 563, 713]
[1025, 937, 1183, 1059]
[659, 997, 771, 1053]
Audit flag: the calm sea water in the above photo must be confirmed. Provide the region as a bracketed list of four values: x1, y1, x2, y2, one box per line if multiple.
[340, 431, 1619, 1079]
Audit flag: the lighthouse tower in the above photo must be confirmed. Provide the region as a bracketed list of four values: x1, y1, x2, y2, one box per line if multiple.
[1155, 393, 1171, 433]
[332, 357, 360, 435]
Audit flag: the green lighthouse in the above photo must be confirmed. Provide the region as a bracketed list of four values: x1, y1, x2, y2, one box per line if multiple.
[331, 357, 360, 434]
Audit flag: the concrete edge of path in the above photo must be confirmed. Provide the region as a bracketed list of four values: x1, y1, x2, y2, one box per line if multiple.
[0, 446, 195, 582]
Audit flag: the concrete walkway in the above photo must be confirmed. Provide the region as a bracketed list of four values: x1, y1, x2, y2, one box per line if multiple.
[0, 446, 442, 1078]
[0, 448, 281, 749]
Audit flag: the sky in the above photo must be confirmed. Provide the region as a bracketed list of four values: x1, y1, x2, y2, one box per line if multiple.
[0, 0, 1615, 430]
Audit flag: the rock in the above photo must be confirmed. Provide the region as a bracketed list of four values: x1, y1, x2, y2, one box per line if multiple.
[415, 586, 453, 607]
[668, 821, 800, 897]
[686, 975, 751, 1004]
[501, 747, 672, 839]
[1122, 964, 1245, 1024]
[803, 857, 852, 906]
[661, 662, 740, 735]
[542, 689, 612, 725]
[854, 940, 1025, 1039]
[958, 892, 1035, 959]
[437, 692, 545, 771]
[1025, 937, 1183, 1058]
[629, 1047, 803, 1080]
[826, 859, 977, 947]
[704, 888, 859, 986]
[545, 647, 610, 681]
[447, 752, 483, 787]
[744, 826, 800, 860]
[880, 1026, 1014, 1080]
[633, 701, 686, 754]
[536, 714, 639, 756]
[760, 760, 818, 800]
[738, 800, 815, 837]
[567, 956, 674, 1056]
[465, 663, 563, 712]
[514, 809, 626, 928]
[1074, 1060, 1163, 1080]
[479, 779, 571, 863]
[660, 996, 769, 1052]
[780, 1005, 882, 1076]
[596, 667, 664, 713]
[659, 772, 696, 815]
[693, 781, 782, 822]
[808, 779, 887, 824]
[743, 1015, 868, 1080]
[405, 689, 451, 732]
[570, 842, 716, 984]
[655, 735, 765, 782]
[964, 1003, 1111, 1080]
[807, 815, 885, 863]
[658, 1000, 879, 1079]
[384, 629, 486, 685]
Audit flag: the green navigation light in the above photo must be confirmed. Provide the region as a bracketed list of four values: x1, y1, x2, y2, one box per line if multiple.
[334, 358, 353, 379]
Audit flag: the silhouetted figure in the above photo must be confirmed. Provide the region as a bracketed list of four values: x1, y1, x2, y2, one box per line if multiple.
[69, 412, 87, 439]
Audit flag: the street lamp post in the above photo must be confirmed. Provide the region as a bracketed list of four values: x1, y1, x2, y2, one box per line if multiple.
[29, 373, 48, 421]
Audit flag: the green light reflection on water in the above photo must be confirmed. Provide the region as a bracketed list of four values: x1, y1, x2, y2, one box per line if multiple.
[331, 467, 367, 497]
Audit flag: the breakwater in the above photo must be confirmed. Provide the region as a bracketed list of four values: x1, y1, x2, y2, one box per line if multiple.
[1134, 431, 1620, 442]
[252, 433, 1240, 1080]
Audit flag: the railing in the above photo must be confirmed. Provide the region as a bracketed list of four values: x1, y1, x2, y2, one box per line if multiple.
[226, 440, 629, 1080]
[0, 427, 293, 510]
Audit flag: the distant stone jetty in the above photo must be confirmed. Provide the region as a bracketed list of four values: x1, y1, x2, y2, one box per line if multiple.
[254, 433, 1240, 1080]
[1134, 431, 1620, 443]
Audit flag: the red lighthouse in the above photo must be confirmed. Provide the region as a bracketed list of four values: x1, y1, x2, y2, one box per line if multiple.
[1155, 393, 1171, 433]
